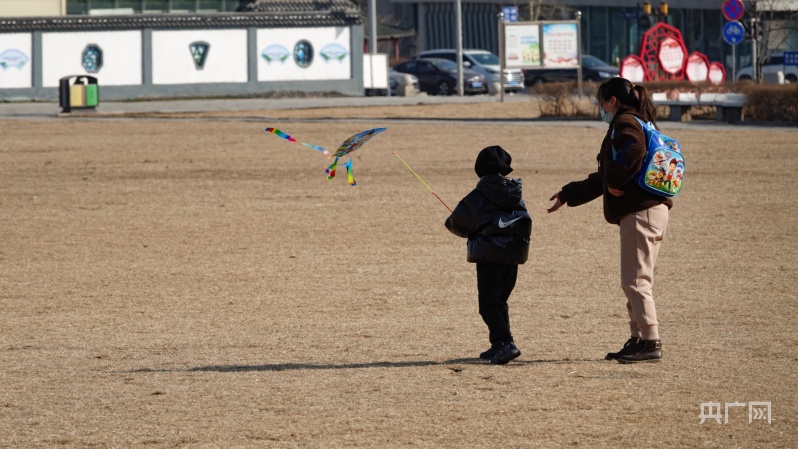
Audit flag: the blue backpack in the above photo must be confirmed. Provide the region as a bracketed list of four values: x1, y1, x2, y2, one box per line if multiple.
[613, 116, 684, 197]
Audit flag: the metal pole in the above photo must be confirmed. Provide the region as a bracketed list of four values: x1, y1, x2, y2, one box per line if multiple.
[732, 44, 736, 82]
[369, 0, 377, 54]
[575, 12, 583, 98]
[498, 12, 504, 102]
[456, 0, 464, 96]
[751, 17, 758, 82]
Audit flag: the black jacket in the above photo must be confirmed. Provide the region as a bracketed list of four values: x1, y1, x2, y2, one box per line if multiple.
[445, 175, 532, 264]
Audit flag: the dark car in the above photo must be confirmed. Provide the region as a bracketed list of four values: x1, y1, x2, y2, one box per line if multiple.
[392, 58, 488, 96]
[523, 55, 619, 86]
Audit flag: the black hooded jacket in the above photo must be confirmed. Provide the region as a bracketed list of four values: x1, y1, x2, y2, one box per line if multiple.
[445, 170, 532, 265]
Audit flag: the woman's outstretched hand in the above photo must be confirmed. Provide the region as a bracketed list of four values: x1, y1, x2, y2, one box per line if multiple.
[547, 193, 564, 213]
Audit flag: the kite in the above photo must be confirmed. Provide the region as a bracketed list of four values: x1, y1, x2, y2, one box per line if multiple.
[264, 127, 387, 186]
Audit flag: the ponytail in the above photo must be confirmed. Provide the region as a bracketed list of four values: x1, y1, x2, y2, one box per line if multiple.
[633, 84, 658, 124]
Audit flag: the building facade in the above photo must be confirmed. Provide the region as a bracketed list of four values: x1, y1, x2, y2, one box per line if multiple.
[0, 0, 66, 17]
[387, 0, 798, 71]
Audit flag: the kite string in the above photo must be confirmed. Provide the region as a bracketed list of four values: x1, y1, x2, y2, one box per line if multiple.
[392, 152, 452, 213]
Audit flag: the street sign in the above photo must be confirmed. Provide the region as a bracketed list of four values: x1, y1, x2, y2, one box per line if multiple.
[723, 21, 745, 45]
[723, 0, 745, 21]
[502, 6, 519, 23]
[619, 11, 637, 20]
[785, 51, 798, 66]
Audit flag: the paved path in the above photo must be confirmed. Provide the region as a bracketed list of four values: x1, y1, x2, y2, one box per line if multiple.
[1, 94, 794, 131]
[0, 93, 530, 119]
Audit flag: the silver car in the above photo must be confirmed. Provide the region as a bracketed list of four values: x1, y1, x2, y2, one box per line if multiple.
[417, 49, 525, 93]
[389, 69, 420, 96]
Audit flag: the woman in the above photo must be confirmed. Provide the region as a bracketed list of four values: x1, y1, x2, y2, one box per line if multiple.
[547, 77, 672, 364]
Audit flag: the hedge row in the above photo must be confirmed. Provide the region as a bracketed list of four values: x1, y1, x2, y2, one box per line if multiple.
[532, 81, 798, 123]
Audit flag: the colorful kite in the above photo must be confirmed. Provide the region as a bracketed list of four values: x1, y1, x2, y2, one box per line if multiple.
[264, 127, 387, 186]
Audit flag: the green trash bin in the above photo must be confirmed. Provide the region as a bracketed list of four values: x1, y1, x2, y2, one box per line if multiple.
[84, 83, 98, 107]
[59, 75, 99, 113]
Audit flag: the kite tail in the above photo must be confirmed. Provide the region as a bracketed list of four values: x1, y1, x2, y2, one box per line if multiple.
[344, 159, 356, 186]
[264, 127, 297, 142]
[326, 157, 339, 180]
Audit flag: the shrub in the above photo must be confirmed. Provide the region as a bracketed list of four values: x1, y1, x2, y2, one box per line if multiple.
[534, 80, 798, 123]
[740, 84, 798, 123]
[533, 81, 597, 118]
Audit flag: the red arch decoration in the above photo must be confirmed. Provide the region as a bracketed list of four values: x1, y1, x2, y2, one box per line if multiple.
[640, 22, 688, 81]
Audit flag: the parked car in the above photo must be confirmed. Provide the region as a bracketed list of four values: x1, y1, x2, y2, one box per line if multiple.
[416, 49, 525, 93]
[392, 58, 489, 96]
[737, 52, 798, 83]
[523, 55, 619, 86]
[389, 69, 420, 96]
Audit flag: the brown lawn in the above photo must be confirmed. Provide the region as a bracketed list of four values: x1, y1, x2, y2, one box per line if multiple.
[1, 104, 796, 448]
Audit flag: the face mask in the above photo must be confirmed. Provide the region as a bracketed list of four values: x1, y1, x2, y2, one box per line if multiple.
[599, 105, 614, 124]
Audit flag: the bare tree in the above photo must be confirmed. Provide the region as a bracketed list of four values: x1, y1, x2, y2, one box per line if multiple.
[748, 0, 798, 81]
[526, 0, 570, 21]
[528, 0, 543, 21]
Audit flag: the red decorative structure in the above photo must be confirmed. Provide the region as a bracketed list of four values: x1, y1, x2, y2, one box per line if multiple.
[708, 62, 727, 85]
[620, 55, 646, 83]
[639, 22, 688, 81]
[685, 52, 710, 82]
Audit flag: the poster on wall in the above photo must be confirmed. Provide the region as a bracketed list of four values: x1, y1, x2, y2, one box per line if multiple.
[0, 33, 32, 88]
[542, 23, 579, 68]
[504, 24, 540, 68]
[152, 30, 248, 84]
[257, 27, 351, 82]
[41, 31, 142, 87]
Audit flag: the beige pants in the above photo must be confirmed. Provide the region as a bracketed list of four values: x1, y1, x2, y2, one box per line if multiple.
[619, 204, 668, 341]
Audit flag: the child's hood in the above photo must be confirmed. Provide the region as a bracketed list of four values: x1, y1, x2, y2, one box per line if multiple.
[476, 175, 523, 208]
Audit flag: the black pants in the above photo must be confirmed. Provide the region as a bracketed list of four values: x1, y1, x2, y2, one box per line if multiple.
[476, 262, 518, 345]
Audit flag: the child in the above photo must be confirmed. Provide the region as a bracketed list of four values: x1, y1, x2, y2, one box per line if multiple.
[445, 146, 532, 365]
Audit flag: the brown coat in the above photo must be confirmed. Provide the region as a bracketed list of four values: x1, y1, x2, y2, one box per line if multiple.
[558, 106, 673, 224]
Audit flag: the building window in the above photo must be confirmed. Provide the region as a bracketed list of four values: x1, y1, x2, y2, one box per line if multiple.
[588, 7, 608, 63]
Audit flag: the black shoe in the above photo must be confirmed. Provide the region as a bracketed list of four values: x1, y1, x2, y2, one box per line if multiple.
[490, 342, 521, 365]
[479, 344, 501, 360]
[605, 337, 642, 361]
[618, 339, 662, 364]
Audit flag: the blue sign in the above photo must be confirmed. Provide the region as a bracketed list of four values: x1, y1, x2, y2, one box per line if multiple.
[723, 21, 745, 45]
[619, 11, 638, 20]
[502, 6, 519, 22]
[785, 51, 798, 66]
[723, 0, 744, 21]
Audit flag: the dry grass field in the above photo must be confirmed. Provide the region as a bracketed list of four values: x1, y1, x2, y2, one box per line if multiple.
[1, 103, 796, 448]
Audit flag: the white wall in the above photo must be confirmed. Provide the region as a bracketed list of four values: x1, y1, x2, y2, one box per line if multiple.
[152, 30, 248, 85]
[0, 33, 32, 88]
[41, 31, 142, 87]
[257, 27, 351, 81]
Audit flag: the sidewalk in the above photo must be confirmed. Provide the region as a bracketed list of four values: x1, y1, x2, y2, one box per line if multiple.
[0, 93, 532, 119]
